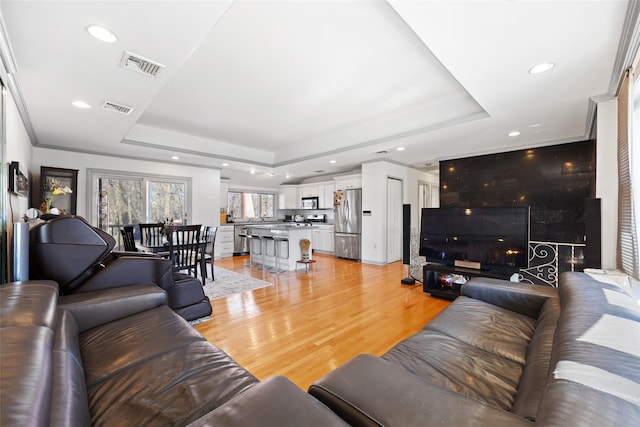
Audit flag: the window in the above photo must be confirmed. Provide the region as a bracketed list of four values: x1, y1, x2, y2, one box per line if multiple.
[227, 191, 274, 219]
[618, 69, 640, 280]
[88, 169, 191, 240]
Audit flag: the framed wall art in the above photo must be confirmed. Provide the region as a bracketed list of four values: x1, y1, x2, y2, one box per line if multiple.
[40, 166, 78, 214]
[8, 161, 29, 198]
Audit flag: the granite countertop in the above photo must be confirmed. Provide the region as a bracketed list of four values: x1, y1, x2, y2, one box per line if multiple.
[247, 224, 318, 230]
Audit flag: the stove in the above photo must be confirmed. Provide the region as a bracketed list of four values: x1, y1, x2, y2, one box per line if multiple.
[283, 214, 326, 226]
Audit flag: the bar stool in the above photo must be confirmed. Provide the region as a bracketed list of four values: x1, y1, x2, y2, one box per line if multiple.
[254, 235, 268, 270]
[272, 235, 289, 273]
[262, 235, 276, 271]
[243, 234, 255, 267]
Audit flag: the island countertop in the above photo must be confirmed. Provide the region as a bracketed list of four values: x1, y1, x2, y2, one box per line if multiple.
[245, 224, 314, 271]
[246, 224, 318, 232]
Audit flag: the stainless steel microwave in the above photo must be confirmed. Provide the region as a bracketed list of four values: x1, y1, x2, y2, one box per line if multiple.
[301, 197, 319, 209]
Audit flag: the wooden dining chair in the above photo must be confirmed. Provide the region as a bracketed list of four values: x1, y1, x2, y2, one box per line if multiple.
[167, 224, 204, 286]
[199, 226, 217, 281]
[120, 225, 138, 252]
[138, 223, 165, 247]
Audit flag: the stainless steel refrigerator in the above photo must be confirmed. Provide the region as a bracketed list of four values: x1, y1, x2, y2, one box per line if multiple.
[334, 188, 362, 260]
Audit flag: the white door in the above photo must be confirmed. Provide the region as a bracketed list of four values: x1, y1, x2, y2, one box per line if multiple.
[386, 177, 403, 263]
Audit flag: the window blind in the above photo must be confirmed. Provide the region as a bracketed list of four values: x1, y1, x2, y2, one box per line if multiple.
[618, 70, 640, 280]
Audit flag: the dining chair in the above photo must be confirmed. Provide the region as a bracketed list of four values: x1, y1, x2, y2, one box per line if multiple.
[167, 224, 204, 286]
[138, 222, 165, 247]
[120, 225, 138, 252]
[199, 226, 217, 281]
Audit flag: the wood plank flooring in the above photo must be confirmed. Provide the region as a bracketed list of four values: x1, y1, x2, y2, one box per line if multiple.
[195, 254, 450, 391]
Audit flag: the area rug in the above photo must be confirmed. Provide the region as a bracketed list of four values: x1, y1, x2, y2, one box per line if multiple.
[203, 266, 273, 300]
[188, 267, 273, 326]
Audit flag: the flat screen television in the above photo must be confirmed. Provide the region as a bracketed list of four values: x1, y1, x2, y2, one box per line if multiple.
[419, 206, 530, 272]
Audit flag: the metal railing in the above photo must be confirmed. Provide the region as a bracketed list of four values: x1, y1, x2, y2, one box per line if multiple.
[519, 241, 586, 287]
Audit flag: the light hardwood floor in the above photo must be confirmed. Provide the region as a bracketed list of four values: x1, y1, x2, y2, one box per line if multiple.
[195, 253, 450, 391]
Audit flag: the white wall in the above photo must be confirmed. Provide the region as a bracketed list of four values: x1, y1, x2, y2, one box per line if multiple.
[31, 147, 221, 227]
[5, 89, 32, 223]
[596, 99, 618, 270]
[4, 87, 33, 281]
[361, 160, 437, 265]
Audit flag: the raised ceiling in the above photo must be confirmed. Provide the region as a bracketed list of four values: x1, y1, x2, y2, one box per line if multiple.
[0, 1, 630, 186]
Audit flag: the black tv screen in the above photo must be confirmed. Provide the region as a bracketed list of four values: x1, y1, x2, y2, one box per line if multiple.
[419, 206, 530, 271]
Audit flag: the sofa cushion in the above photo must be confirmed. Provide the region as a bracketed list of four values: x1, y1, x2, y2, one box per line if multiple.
[0, 280, 59, 328]
[0, 326, 53, 427]
[80, 305, 258, 426]
[50, 308, 91, 426]
[383, 296, 536, 411]
[80, 305, 206, 386]
[87, 340, 259, 426]
[511, 296, 560, 420]
[423, 296, 536, 364]
[549, 273, 640, 385]
[309, 354, 533, 427]
[60, 282, 167, 332]
[539, 272, 640, 425]
[0, 280, 59, 427]
[383, 329, 524, 410]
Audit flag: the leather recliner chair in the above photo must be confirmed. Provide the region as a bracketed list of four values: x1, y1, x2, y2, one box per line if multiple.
[29, 215, 212, 321]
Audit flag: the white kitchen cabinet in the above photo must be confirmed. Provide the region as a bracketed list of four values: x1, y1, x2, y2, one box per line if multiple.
[334, 174, 361, 190]
[278, 185, 299, 210]
[312, 225, 334, 253]
[321, 182, 335, 208]
[216, 225, 235, 258]
[298, 184, 319, 198]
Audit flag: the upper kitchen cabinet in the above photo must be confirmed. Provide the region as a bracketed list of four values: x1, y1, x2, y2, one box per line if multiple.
[334, 174, 361, 190]
[298, 184, 319, 198]
[321, 182, 335, 209]
[278, 185, 299, 210]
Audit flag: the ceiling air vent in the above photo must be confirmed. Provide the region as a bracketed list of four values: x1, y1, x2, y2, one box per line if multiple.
[120, 51, 165, 78]
[103, 101, 134, 115]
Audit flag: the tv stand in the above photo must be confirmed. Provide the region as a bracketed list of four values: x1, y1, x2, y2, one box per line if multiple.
[423, 263, 514, 300]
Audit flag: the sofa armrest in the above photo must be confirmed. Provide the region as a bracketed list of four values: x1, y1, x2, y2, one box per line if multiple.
[188, 376, 348, 427]
[309, 354, 533, 427]
[72, 255, 174, 294]
[462, 277, 558, 318]
[60, 283, 167, 332]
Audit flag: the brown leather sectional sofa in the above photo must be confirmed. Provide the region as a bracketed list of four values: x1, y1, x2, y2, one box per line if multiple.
[0, 280, 347, 426]
[309, 272, 640, 425]
[2, 270, 638, 425]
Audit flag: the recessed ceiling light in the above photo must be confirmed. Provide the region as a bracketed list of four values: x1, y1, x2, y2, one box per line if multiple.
[329, 160, 337, 164]
[86, 25, 117, 43]
[250, 169, 256, 175]
[396, 147, 405, 151]
[508, 130, 521, 137]
[171, 156, 180, 160]
[222, 163, 229, 167]
[529, 62, 555, 74]
[72, 100, 91, 109]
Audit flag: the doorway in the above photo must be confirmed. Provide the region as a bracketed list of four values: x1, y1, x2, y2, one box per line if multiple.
[386, 177, 403, 263]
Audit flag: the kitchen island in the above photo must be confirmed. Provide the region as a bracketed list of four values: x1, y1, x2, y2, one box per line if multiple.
[247, 224, 314, 271]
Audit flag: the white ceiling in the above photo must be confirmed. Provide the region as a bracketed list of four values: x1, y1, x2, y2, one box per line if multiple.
[0, 0, 630, 187]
